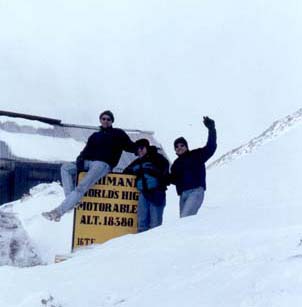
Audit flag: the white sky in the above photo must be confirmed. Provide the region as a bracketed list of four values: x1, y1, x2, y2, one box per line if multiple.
[1, 0, 302, 159]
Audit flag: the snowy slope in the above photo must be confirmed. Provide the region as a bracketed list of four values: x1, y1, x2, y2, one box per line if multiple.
[0, 120, 302, 306]
[1, 218, 302, 307]
[208, 108, 302, 169]
[207, 119, 302, 209]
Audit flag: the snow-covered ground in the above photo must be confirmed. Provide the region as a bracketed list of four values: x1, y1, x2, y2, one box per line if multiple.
[0, 117, 302, 307]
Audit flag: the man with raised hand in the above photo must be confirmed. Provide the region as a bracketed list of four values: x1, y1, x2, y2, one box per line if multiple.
[42, 110, 135, 222]
[170, 116, 217, 218]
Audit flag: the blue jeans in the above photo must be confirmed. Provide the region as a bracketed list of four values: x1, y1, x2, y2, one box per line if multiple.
[137, 190, 166, 233]
[179, 187, 205, 218]
[61, 162, 77, 197]
[56, 160, 110, 216]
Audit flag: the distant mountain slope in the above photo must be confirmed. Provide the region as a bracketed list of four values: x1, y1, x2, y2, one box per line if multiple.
[206, 109, 302, 208]
[208, 108, 302, 169]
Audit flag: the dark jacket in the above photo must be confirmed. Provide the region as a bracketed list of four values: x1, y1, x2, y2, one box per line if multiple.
[170, 127, 217, 195]
[77, 126, 135, 168]
[123, 146, 170, 193]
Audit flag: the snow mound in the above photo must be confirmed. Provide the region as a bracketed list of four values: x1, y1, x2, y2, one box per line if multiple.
[2, 182, 74, 264]
[0, 210, 41, 267]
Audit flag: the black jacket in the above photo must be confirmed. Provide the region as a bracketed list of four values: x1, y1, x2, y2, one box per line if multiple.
[124, 146, 170, 192]
[170, 128, 217, 195]
[78, 126, 135, 168]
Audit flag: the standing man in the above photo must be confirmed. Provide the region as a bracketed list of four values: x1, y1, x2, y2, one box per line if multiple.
[123, 139, 170, 232]
[42, 110, 135, 222]
[170, 116, 217, 218]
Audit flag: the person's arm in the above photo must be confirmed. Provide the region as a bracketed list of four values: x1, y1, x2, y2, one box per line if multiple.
[168, 162, 177, 185]
[121, 130, 136, 153]
[160, 155, 171, 186]
[75, 133, 94, 170]
[200, 116, 217, 161]
[123, 159, 136, 175]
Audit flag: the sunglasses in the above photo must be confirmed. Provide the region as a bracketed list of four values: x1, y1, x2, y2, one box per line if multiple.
[175, 143, 186, 149]
[101, 117, 112, 122]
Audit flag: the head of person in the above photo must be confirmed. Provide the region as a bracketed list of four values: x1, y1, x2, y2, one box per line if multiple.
[135, 138, 150, 158]
[99, 110, 114, 128]
[174, 137, 188, 156]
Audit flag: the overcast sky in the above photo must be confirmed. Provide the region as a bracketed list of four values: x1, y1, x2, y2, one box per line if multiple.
[1, 0, 302, 158]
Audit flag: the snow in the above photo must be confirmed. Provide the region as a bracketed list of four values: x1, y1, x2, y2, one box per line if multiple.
[2, 183, 74, 264]
[1, 206, 302, 307]
[0, 211, 41, 267]
[0, 129, 85, 162]
[0, 116, 53, 130]
[0, 120, 302, 306]
[208, 108, 302, 169]
[1, 0, 302, 306]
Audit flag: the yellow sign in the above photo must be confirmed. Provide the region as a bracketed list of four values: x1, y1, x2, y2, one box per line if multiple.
[72, 173, 138, 250]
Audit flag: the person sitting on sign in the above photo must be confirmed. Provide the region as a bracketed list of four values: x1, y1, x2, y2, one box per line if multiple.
[123, 139, 170, 232]
[42, 110, 135, 222]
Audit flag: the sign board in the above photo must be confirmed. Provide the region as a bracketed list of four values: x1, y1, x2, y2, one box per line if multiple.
[72, 173, 138, 250]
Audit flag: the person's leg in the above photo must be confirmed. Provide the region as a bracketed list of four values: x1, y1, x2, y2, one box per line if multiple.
[60, 162, 78, 197]
[137, 193, 150, 233]
[45, 161, 110, 220]
[149, 191, 166, 229]
[179, 187, 205, 218]
[179, 191, 188, 218]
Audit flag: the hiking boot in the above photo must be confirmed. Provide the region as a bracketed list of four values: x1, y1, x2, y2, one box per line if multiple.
[41, 209, 61, 222]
